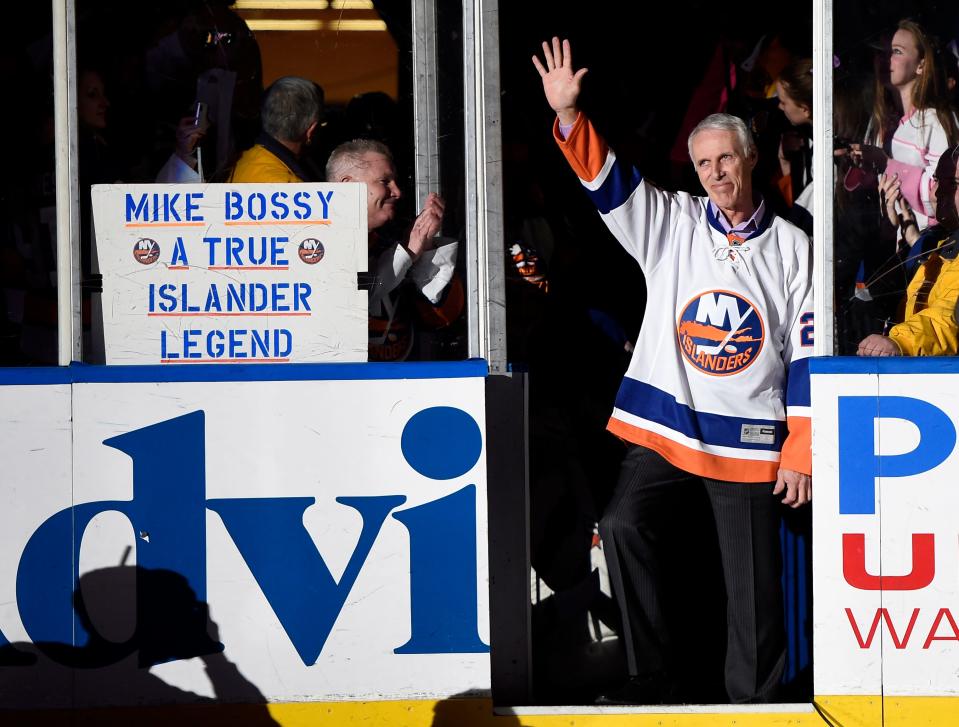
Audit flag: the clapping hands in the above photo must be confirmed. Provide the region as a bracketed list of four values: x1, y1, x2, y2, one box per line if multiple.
[407, 192, 445, 260]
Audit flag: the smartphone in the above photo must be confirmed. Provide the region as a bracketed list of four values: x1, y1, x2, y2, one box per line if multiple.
[192, 101, 209, 132]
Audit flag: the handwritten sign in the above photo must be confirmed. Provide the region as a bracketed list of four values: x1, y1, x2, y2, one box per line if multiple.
[93, 184, 368, 364]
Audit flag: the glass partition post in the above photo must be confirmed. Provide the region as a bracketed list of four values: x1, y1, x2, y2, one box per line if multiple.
[412, 0, 441, 203]
[53, 0, 81, 365]
[463, 0, 506, 372]
[814, 0, 835, 355]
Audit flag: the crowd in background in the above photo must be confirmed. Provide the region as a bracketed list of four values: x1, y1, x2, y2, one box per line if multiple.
[0, 0, 460, 366]
[3, 3, 956, 368]
[1, 0, 958, 706]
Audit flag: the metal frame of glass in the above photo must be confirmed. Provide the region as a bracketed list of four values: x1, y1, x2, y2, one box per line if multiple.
[53, 0, 81, 365]
[462, 0, 507, 372]
[412, 0, 442, 201]
[813, 0, 834, 355]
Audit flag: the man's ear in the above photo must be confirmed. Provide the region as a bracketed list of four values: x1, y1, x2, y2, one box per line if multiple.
[305, 120, 319, 144]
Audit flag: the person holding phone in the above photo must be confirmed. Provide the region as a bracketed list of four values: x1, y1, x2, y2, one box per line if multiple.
[156, 102, 209, 182]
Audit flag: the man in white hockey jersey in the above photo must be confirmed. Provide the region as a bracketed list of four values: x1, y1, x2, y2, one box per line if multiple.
[533, 38, 813, 704]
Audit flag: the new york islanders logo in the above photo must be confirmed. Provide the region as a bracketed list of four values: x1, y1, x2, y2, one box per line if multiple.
[298, 238, 325, 264]
[677, 290, 764, 376]
[132, 238, 160, 265]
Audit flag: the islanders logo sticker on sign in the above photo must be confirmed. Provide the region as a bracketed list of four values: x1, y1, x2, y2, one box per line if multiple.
[133, 238, 160, 265]
[298, 238, 325, 264]
[677, 290, 764, 376]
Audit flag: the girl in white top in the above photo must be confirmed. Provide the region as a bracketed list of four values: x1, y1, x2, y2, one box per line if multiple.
[854, 20, 959, 232]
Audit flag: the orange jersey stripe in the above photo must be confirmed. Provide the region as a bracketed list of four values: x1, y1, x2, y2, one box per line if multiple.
[553, 113, 609, 182]
[779, 415, 811, 475]
[607, 418, 779, 483]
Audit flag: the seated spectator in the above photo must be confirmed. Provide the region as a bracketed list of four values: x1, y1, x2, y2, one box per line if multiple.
[326, 140, 462, 361]
[229, 76, 325, 183]
[859, 144, 959, 356]
[775, 58, 813, 235]
[78, 67, 126, 278]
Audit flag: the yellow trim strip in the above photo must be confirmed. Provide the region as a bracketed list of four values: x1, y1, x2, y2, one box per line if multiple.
[7, 696, 959, 726]
[0, 699, 820, 726]
[882, 695, 959, 726]
[814, 695, 881, 727]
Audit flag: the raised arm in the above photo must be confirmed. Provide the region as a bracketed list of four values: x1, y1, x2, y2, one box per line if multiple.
[531, 37, 588, 126]
[532, 38, 691, 273]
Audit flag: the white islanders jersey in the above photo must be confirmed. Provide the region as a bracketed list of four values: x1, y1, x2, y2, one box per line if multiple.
[555, 115, 813, 482]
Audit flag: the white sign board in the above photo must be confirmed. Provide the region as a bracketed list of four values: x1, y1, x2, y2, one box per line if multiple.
[813, 362, 959, 698]
[93, 184, 368, 364]
[0, 364, 489, 709]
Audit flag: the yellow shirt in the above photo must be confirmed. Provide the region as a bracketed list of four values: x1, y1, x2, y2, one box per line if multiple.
[889, 237, 959, 356]
[229, 144, 303, 183]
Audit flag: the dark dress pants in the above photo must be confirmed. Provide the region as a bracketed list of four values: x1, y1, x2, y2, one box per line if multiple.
[599, 444, 786, 703]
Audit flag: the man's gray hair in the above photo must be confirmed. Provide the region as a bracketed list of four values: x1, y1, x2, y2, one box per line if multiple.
[261, 76, 323, 143]
[325, 138, 394, 181]
[687, 113, 757, 161]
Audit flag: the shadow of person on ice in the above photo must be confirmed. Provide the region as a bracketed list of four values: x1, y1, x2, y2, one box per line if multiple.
[0, 565, 279, 725]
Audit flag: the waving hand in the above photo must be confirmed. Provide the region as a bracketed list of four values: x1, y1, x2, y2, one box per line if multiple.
[531, 37, 587, 126]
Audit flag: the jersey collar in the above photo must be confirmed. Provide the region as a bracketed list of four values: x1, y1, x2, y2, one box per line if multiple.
[707, 197, 774, 241]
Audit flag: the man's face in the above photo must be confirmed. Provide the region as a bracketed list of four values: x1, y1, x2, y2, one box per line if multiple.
[691, 128, 756, 213]
[343, 152, 401, 231]
[933, 153, 959, 230]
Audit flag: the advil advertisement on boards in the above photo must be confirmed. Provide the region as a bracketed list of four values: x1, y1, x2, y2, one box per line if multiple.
[0, 364, 489, 710]
[812, 359, 959, 724]
[93, 183, 368, 364]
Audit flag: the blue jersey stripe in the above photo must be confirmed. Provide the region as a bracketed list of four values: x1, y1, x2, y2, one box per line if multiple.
[786, 357, 811, 408]
[614, 377, 786, 451]
[585, 157, 643, 214]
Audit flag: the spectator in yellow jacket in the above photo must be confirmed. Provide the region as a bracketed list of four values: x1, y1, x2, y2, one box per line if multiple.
[229, 76, 324, 183]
